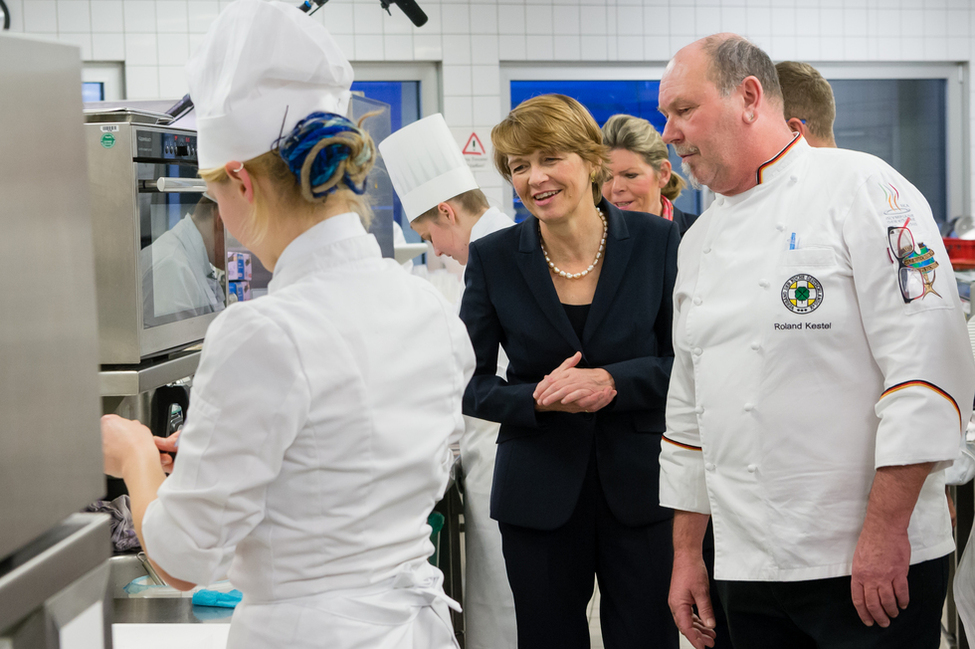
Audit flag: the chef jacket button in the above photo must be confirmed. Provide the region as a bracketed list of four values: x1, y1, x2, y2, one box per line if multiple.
[747, 464, 757, 473]
[695, 406, 704, 415]
[743, 403, 754, 412]
[776, 223, 785, 231]
[693, 297, 702, 306]
[703, 247, 711, 254]
[693, 347, 703, 356]
[759, 280, 770, 288]
[705, 462, 716, 472]
[750, 341, 760, 350]
[789, 175, 799, 184]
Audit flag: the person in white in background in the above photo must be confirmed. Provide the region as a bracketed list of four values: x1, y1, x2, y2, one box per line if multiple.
[658, 33, 975, 649]
[140, 196, 225, 323]
[380, 113, 517, 649]
[100, 2, 474, 648]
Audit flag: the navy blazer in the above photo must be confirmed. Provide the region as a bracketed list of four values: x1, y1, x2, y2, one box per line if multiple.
[460, 200, 680, 531]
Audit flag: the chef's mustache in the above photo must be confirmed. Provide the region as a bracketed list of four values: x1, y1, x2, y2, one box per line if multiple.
[674, 146, 700, 157]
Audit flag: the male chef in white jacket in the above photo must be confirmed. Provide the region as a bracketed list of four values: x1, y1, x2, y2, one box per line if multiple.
[380, 114, 517, 649]
[657, 33, 975, 649]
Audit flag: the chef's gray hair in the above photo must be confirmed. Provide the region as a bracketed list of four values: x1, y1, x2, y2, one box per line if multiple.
[702, 34, 782, 104]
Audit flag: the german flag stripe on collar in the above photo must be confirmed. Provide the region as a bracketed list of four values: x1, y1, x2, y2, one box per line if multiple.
[880, 380, 962, 432]
[756, 133, 802, 185]
[663, 436, 702, 452]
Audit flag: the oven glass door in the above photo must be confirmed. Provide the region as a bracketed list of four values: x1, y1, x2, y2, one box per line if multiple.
[138, 161, 225, 329]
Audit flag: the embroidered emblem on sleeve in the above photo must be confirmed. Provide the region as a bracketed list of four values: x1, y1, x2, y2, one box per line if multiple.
[887, 225, 941, 303]
[880, 182, 911, 215]
[781, 274, 823, 314]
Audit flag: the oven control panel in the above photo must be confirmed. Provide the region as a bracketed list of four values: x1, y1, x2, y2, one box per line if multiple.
[134, 129, 198, 162]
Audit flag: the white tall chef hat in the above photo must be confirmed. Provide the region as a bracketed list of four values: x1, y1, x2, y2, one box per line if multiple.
[378, 114, 479, 222]
[186, 0, 353, 170]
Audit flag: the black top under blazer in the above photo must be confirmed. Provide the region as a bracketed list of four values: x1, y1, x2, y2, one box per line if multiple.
[459, 200, 681, 531]
[672, 205, 698, 237]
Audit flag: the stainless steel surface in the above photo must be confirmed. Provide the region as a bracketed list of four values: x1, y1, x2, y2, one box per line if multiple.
[86, 121, 220, 364]
[155, 177, 206, 193]
[0, 514, 111, 633]
[113, 597, 234, 624]
[109, 555, 148, 599]
[0, 34, 106, 561]
[99, 350, 201, 397]
[84, 107, 173, 124]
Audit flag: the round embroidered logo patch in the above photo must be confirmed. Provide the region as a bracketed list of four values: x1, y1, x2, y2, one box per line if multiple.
[781, 274, 823, 314]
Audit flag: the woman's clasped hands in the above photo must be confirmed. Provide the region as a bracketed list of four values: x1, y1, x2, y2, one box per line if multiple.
[533, 351, 617, 413]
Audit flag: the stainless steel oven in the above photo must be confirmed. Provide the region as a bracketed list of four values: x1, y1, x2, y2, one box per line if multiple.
[86, 116, 225, 365]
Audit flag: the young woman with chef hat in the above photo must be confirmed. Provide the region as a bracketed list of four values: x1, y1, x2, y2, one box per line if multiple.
[100, 2, 474, 647]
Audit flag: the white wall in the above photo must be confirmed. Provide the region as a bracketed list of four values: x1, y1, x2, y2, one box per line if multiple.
[10, 0, 975, 209]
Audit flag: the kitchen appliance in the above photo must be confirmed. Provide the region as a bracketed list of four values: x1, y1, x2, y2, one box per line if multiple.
[0, 32, 111, 647]
[85, 116, 225, 366]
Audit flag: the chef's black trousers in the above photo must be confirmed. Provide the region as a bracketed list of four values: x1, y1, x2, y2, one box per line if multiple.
[715, 554, 949, 649]
[498, 450, 678, 649]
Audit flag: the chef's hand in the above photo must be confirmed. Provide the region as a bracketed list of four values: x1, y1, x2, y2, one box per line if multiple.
[851, 521, 911, 628]
[669, 553, 717, 649]
[101, 415, 159, 479]
[850, 462, 932, 628]
[533, 352, 617, 413]
[154, 430, 180, 474]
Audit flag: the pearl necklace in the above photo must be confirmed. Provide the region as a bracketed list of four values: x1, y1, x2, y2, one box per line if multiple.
[539, 208, 608, 280]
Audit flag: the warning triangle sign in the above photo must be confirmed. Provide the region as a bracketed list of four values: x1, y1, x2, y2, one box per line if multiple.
[463, 133, 485, 156]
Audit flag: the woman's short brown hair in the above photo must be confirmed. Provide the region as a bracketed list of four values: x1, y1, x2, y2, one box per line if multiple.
[491, 94, 609, 205]
[602, 114, 686, 202]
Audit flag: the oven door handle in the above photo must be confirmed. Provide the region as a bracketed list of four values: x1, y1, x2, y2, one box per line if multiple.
[154, 177, 207, 193]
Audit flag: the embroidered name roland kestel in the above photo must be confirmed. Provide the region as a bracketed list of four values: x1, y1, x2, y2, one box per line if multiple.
[774, 322, 832, 331]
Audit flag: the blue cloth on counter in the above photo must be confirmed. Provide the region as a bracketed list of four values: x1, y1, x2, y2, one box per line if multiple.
[192, 589, 243, 608]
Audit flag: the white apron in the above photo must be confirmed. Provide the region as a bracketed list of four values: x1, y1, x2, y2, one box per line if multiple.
[460, 207, 518, 649]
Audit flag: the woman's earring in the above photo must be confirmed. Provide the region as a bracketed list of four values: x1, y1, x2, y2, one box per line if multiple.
[590, 171, 597, 183]
[233, 163, 244, 174]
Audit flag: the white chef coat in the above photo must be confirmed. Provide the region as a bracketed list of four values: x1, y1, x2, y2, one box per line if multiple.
[659, 135, 975, 582]
[143, 212, 475, 649]
[458, 206, 518, 649]
[140, 215, 224, 322]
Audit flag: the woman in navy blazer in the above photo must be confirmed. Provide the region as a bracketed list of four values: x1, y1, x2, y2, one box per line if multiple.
[460, 95, 683, 649]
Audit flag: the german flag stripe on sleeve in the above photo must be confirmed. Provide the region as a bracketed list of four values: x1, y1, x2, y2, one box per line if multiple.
[880, 380, 962, 432]
[663, 436, 703, 452]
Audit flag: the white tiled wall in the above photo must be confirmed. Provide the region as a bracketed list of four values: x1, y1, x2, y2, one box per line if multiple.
[12, 0, 975, 208]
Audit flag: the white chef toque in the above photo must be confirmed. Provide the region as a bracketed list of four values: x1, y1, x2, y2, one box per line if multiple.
[378, 114, 479, 222]
[186, 0, 353, 170]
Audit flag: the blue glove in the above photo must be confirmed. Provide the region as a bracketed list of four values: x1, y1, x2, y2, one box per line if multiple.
[192, 589, 243, 608]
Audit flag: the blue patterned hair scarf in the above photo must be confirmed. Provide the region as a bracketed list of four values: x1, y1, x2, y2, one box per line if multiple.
[276, 112, 373, 198]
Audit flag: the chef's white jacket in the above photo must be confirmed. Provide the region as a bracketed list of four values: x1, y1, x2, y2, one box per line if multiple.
[659, 136, 975, 582]
[458, 206, 518, 649]
[143, 212, 475, 648]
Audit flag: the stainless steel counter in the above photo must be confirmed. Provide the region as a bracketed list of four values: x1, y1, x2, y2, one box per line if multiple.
[113, 598, 234, 624]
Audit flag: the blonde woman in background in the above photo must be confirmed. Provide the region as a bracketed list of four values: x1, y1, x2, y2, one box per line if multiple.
[100, 2, 473, 647]
[601, 114, 698, 236]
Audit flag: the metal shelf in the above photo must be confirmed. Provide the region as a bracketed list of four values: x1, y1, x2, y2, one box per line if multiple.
[99, 350, 201, 397]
